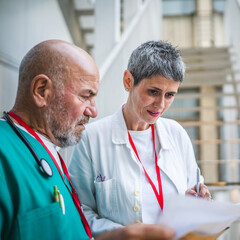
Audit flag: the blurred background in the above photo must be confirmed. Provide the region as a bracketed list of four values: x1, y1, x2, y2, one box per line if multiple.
[0, 0, 240, 238]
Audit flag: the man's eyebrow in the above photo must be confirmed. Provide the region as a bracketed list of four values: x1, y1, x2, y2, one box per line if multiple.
[88, 90, 97, 96]
[79, 89, 97, 96]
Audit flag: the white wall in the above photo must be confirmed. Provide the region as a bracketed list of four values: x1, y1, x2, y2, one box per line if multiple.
[0, 60, 18, 113]
[0, 0, 72, 114]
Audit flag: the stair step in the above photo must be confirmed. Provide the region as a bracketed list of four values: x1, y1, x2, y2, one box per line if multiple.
[186, 64, 232, 73]
[181, 47, 229, 56]
[186, 61, 232, 71]
[175, 92, 237, 99]
[182, 79, 231, 88]
[82, 27, 94, 34]
[84, 33, 94, 46]
[168, 105, 239, 112]
[183, 52, 231, 63]
[73, 0, 94, 9]
[75, 9, 94, 17]
[86, 44, 94, 50]
[184, 69, 237, 78]
[176, 120, 240, 127]
[78, 14, 95, 28]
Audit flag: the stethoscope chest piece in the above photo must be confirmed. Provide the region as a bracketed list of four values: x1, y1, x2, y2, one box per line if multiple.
[40, 159, 53, 177]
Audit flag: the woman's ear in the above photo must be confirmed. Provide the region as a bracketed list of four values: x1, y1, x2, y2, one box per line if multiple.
[123, 70, 134, 92]
[31, 74, 53, 108]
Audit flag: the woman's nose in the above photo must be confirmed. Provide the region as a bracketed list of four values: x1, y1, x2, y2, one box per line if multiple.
[155, 96, 165, 109]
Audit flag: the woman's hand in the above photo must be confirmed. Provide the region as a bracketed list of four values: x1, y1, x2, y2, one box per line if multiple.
[185, 183, 212, 200]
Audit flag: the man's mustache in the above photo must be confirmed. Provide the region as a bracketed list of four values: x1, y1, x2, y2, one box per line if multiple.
[77, 115, 90, 125]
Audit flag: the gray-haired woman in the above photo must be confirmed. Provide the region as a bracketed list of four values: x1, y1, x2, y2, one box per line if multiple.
[69, 40, 211, 237]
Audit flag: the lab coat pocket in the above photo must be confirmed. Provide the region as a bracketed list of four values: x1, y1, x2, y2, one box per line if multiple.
[94, 178, 119, 220]
[18, 202, 65, 240]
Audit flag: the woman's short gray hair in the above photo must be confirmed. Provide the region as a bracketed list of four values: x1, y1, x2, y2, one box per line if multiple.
[127, 40, 185, 86]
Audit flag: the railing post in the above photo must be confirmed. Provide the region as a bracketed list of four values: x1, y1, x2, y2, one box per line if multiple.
[195, 0, 213, 47]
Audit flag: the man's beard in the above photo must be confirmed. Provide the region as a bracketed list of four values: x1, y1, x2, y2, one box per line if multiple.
[44, 96, 89, 148]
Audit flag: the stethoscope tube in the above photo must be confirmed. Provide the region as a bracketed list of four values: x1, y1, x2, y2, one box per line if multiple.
[3, 111, 53, 177]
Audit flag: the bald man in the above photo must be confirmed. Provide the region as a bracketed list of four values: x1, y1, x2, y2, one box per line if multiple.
[0, 40, 175, 240]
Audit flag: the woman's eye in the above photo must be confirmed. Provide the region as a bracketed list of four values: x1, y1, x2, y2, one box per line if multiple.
[166, 93, 175, 98]
[148, 89, 158, 95]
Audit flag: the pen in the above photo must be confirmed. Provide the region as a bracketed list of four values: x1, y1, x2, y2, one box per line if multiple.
[60, 194, 65, 215]
[196, 168, 200, 195]
[54, 185, 60, 202]
[53, 185, 65, 214]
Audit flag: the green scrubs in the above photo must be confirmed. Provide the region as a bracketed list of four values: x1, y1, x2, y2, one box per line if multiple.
[0, 120, 90, 240]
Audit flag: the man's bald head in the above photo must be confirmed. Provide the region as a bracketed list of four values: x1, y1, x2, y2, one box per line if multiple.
[17, 39, 98, 95]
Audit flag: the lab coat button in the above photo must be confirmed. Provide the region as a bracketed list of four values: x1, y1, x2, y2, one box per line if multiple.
[133, 205, 140, 212]
[134, 190, 140, 196]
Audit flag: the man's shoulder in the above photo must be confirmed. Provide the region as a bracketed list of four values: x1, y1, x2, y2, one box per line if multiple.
[0, 120, 38, 147]
[0, 120, 13, 138]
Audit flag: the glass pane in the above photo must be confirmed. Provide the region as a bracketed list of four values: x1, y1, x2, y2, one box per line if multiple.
[162, 0, 196, 16]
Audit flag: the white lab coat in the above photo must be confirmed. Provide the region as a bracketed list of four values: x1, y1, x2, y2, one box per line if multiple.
[69, 106, 202, 236]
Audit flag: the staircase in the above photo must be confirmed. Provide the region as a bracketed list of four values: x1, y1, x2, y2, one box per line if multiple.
[164, 47, 240, 184]
[58, 0, 95, 54]
[74, 0, 95, 53]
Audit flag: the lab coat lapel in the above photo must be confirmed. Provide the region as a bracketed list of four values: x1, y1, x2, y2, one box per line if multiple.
[111, 106, 145, 165]
[112, 106, 128, 145]
[155, 120, 186, 194]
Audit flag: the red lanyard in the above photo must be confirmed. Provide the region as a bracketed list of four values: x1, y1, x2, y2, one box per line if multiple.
[8, 111, 92, 239]
[128, 124, 163, 210]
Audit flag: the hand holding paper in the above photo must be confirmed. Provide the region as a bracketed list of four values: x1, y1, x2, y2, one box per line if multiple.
[158, 195, 240, 239]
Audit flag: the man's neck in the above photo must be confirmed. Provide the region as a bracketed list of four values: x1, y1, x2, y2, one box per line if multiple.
[10, 108, 55, 144]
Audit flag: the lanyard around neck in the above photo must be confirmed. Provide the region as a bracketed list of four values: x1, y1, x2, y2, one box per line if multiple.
[128, 124, 163, 210]
[8, 111, 92, 239]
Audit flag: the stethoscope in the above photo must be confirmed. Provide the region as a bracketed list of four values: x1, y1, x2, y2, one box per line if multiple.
[3, 111, 94, 238]
[3, 111, 53, 177]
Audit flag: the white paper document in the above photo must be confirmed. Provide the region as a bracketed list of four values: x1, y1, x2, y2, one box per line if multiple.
[158, 195, 240, 238]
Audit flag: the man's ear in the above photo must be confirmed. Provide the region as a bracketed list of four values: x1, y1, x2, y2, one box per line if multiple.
[31, 74, 53, 107]
[123, 70, 134, 92]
